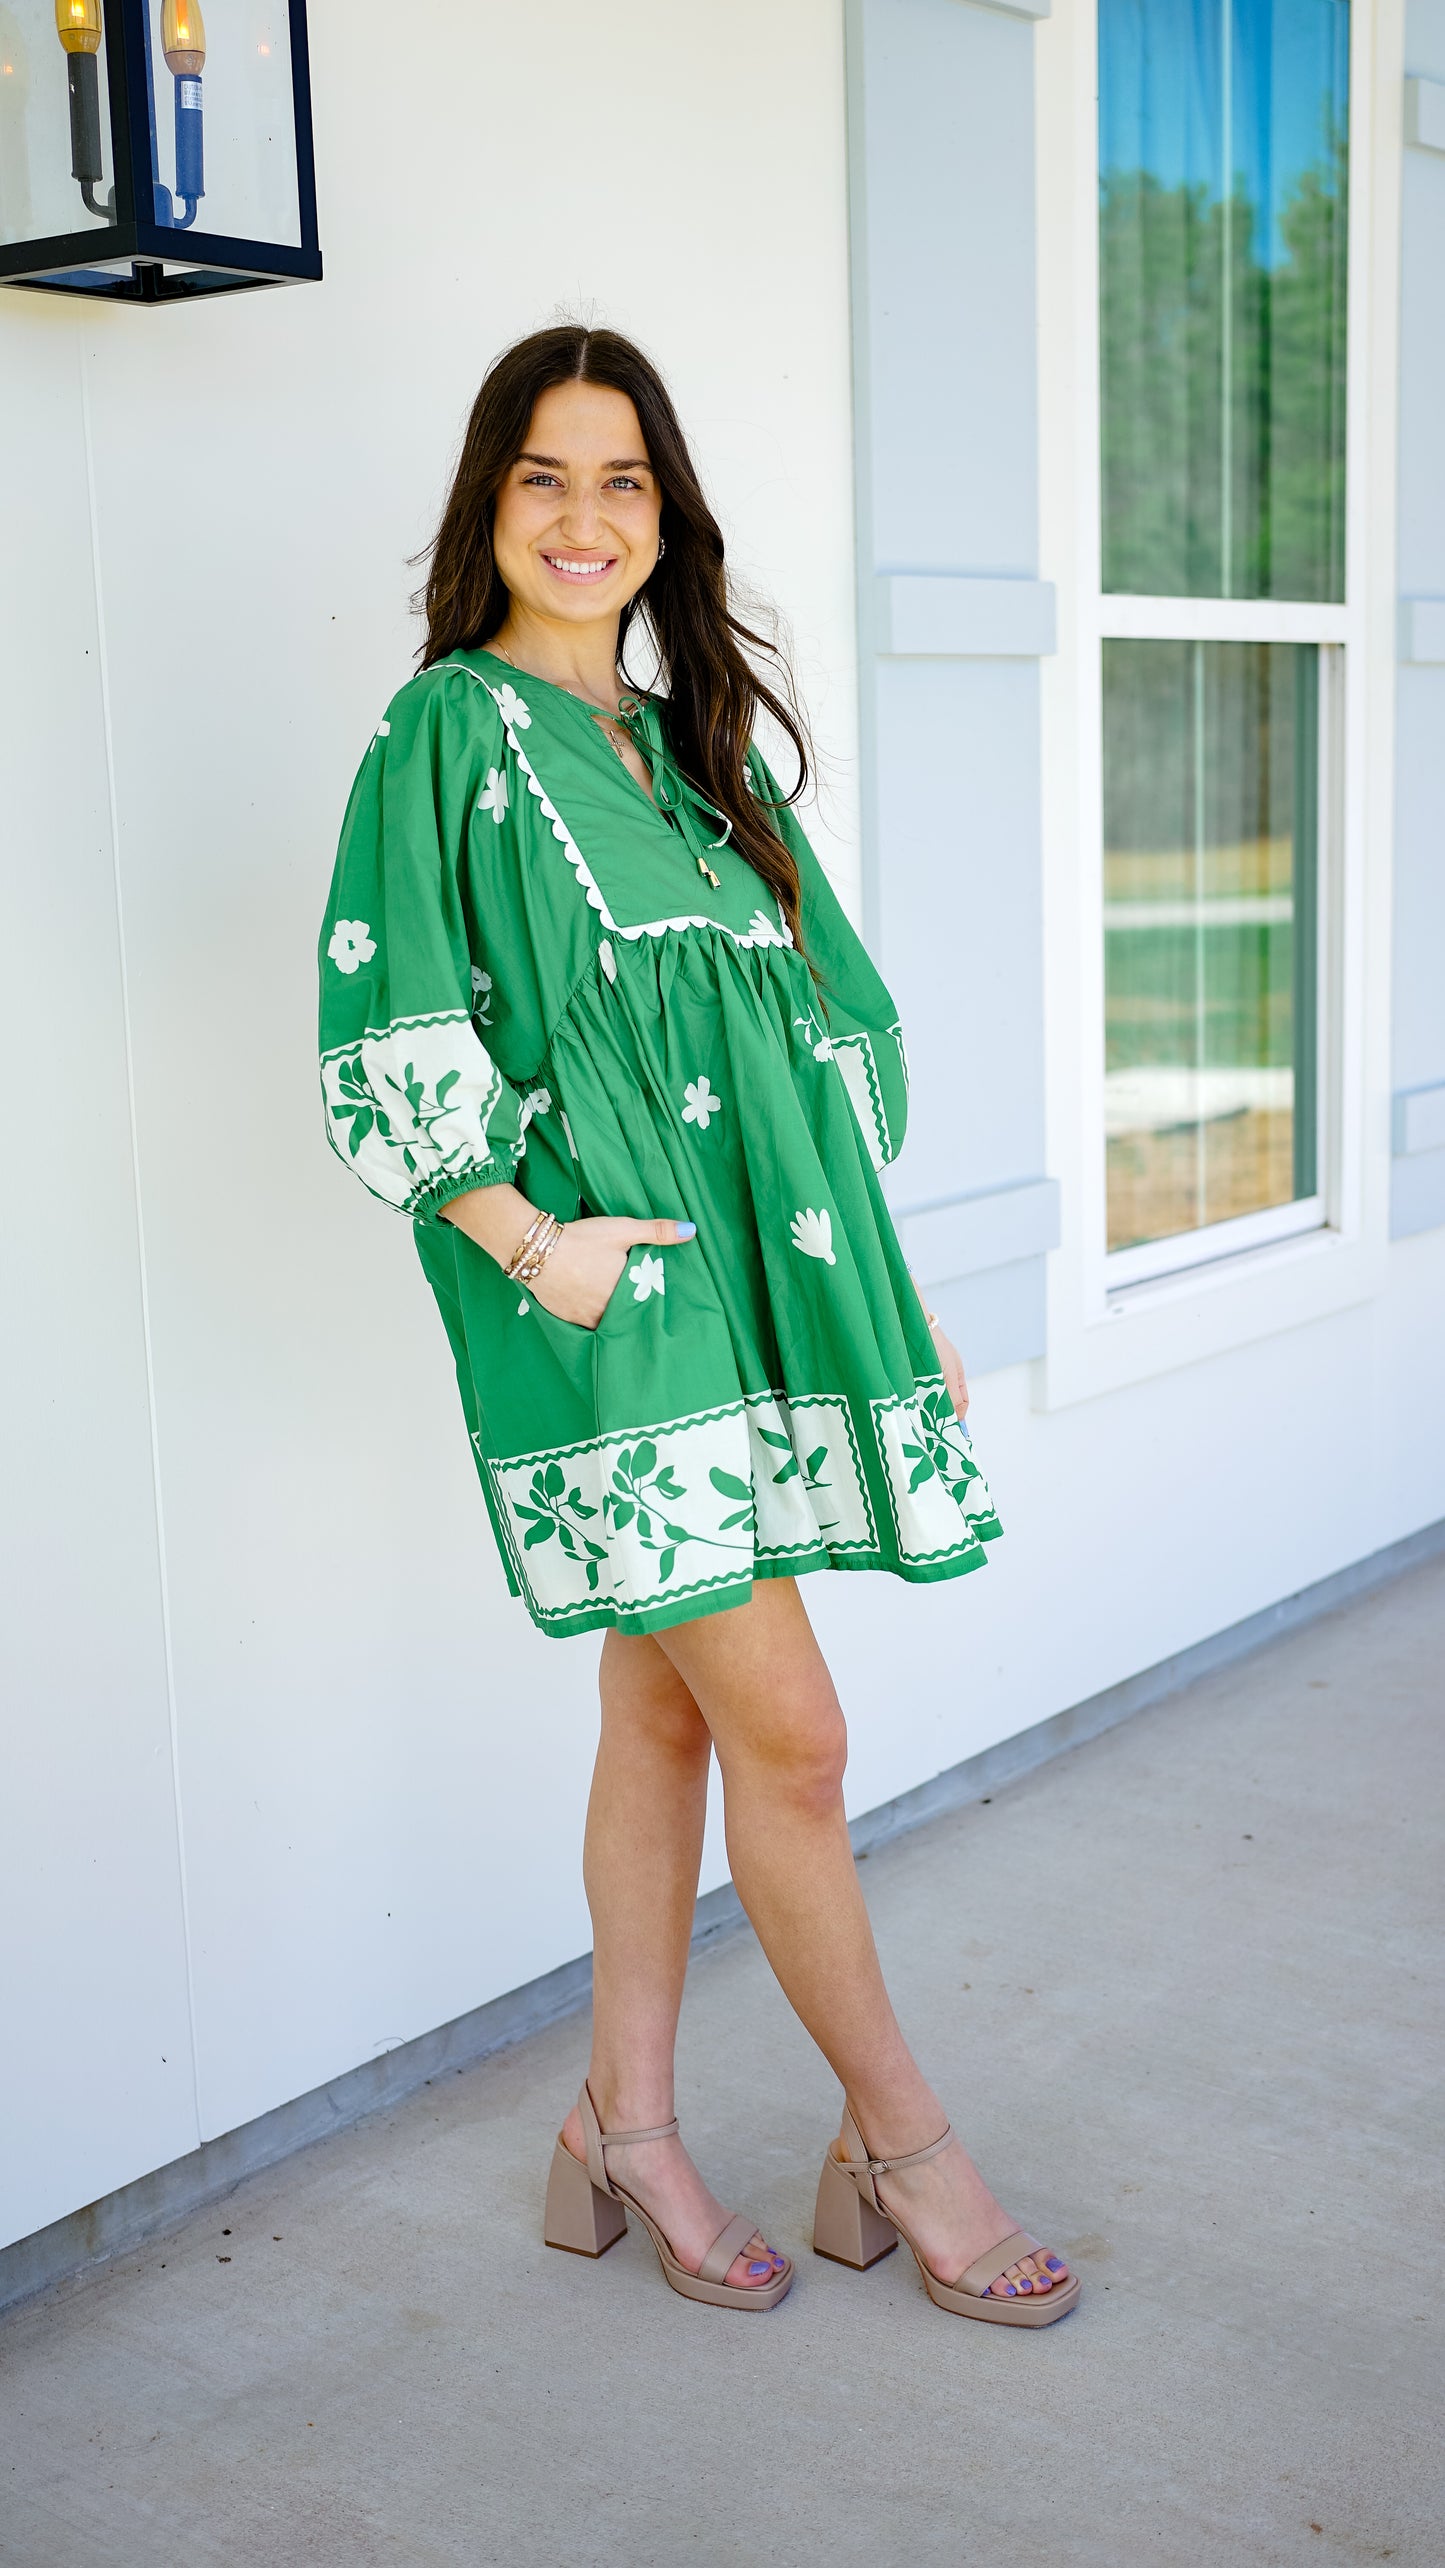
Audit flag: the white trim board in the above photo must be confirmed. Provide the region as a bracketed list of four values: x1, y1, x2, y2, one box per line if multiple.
[895, 1176, 1061, 1283]
[874, 573, 1057, 657]
[1391, 1150, 1445, 1238]
[1399, 598, 1445, 662]
[1393, 1082, 1445, 1156]
[1403, 76, 1445, 151]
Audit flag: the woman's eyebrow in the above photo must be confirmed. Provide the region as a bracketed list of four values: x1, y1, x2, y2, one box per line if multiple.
[518, 449, 651, 469]
[515, 452, 653, 471]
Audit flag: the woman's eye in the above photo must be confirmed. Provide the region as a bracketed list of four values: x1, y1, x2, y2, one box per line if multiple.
[522, 472, 561, 488]
[607, 476, 643, 491]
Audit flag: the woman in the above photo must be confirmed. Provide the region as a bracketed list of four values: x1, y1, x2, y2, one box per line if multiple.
[318, 327, 1077, 2326]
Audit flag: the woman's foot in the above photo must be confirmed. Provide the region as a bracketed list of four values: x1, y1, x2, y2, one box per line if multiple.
[561, 2102, 785, 2290]
[844, 2117, 1070, 2298]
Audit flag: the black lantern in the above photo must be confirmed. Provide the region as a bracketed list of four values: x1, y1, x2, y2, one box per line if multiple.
[0, 1, 320, 302]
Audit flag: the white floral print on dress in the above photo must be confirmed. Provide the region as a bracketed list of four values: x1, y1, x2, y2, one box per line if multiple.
[790, 1207, 836, 1266]
[747, 909, 783, 948]
[494, 683, 532, 732]
[793, 1012, 834, 1062]
[478, 766, 509, 824]
[471, 966, 493, 1025]
[518, 1087, 552, 1133]
[629, 1251, 666, 1302]
[681, 1075, 721, 1132]
[328, 919, 377, 974]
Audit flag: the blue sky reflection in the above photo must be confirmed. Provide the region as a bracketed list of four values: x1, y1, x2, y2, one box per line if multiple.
[1099, 0, 1349, 263]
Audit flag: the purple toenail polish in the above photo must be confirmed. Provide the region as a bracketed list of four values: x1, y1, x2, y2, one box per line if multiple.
[748, 2261, 771, 2276]
[1004, 2282, 1017, 2295]
[1046, 2257, 1064, 2273]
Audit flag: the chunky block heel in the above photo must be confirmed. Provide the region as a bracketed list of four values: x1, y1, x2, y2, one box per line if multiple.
[544, 2134, 628, 2257]
[812, 2140, 900, 2268]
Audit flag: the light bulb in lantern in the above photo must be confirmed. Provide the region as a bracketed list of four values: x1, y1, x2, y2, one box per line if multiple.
[161, 0, 206, 225]
[162, 0, 205, 78]
[55, 0, 109, 212]
[55, 0, 102, 55]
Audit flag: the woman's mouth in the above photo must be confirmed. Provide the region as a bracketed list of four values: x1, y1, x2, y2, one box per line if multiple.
[541, 553, 619, 584]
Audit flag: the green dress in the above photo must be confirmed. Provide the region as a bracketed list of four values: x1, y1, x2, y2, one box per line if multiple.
[318, 649, 1001, 1638]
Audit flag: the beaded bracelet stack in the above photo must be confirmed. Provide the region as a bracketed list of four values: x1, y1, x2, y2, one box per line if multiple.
[504, 1208, 565, 1286]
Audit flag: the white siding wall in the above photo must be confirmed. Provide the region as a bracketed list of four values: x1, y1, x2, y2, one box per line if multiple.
[1, 0, 859, 2245]
[3, 0, 1443, 2255]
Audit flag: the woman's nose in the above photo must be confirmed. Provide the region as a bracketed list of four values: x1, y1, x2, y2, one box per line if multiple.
[559, 491, 603, 539]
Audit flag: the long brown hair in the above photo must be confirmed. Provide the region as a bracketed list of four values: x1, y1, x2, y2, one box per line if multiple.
[418, 326, 812, 951]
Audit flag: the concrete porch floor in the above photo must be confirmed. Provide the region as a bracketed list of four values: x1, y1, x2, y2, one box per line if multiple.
[2, 1559, 1442, 2568]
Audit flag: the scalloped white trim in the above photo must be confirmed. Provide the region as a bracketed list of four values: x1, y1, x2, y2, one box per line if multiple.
[450, 663, 793, 955]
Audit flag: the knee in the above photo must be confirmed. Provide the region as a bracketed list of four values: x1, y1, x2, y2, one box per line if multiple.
[746, 1690, 848, 1819]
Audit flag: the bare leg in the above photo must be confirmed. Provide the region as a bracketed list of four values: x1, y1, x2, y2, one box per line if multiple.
[557, 1630, 783, 2289]
[655, 1580, 1068, 2298]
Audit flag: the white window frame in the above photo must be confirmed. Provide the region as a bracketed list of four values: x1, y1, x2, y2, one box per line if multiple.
[1033, 0, 1402, 1409]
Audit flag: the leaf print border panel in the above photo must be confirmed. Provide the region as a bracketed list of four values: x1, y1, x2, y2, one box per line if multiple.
[484, 1402, 758, 1628]
[746, 1394, 877, 1559]
[907, 1381, 1002, 1542]
[871, 1386, 1001, 1565]
[320, 1011, 506, 1213]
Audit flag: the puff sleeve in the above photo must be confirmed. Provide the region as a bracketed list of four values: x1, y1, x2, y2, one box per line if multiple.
[317, 669, 526, 1223]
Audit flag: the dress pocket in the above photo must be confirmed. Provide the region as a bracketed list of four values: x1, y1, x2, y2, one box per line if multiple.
[526, 1248, 631, 1343]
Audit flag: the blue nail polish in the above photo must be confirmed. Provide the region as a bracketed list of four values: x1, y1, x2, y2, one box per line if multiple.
[1046, 2257, 1064, 2273]
[748, 2260, 771, 2276]
[676, 1221, 697, 1240]
[1004, 2282, 1017, 2295]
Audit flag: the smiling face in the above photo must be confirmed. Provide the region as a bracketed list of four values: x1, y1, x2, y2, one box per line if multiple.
[489, 380, 662, 633]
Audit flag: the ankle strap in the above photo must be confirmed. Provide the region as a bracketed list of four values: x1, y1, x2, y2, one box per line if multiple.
[845, 2118, 954, 2178]
[578, 2081, 679, 2194]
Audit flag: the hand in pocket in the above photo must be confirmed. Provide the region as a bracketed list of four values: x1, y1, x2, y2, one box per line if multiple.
[529, 1214, 696, 1330]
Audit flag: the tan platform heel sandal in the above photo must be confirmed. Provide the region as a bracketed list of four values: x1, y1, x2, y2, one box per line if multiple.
[543, 2082, 794, 2312]
[813, 2106, 1081, 2327]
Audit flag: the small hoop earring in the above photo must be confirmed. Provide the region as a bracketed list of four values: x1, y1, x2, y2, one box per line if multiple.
[656, 536, 666, 559]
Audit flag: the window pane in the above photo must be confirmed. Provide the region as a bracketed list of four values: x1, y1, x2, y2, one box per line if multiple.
[1099, 0, 1349, 600]
[1, 2, 121, 248]
[142, 2, 302, 250]
[1103, 640, 1319, 1254]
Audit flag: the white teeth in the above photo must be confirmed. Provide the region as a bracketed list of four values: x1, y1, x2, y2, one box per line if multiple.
[548, 556, 610, 576]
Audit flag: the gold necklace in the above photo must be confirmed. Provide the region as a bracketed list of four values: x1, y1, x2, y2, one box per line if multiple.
[492, 647, 631, 767]
[491, 647, 721, 888]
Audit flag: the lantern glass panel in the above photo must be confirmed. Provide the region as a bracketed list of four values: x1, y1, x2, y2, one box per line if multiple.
[0, 3, 121, 248]
[144, 1, 301, 246]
